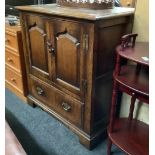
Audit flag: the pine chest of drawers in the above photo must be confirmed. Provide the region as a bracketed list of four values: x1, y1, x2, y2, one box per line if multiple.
[5, 24, 27, 101]
[16, 4, 135, 149]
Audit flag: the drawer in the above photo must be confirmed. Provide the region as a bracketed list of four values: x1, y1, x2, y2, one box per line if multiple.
[30, 76, 83, 127]
[53, 88, 83, 128]
[5, 67, 23, 92]
[30, 77, 52, 106]
[5, 32, 18, 51]
[5, 49, 21, 72]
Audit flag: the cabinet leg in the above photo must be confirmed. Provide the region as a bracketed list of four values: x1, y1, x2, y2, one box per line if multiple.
[79, 129, 107, 150]
[79, 135, 92, 150]
[107, 139, 112, 155]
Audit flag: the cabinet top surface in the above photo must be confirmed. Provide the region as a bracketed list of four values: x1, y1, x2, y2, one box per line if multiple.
[16, 4, 135, 21]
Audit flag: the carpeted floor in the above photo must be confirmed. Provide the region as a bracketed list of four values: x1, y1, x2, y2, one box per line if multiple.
[5, 88, 123, 155]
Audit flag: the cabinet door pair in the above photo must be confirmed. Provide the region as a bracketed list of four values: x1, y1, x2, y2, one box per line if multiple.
[24, 14, 87, 99]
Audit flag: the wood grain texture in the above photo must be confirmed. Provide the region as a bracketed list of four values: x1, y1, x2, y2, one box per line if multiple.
[25, 15, 49, 79]
[120, 0, 137, 7]
[5, 49, 21, 73]
[52, 19, 85, 99]
[5, 82, 27, 102]
[29, 26, 48, 72]
[5, 32, 18, 52]
[16, 4, 135, 21]
[6, 66, 24, 92]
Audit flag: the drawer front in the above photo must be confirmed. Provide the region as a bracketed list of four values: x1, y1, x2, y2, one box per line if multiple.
[5, 50, 21, 72]
[53, 89, 83, 128]
[5, 32, 18, 51]
[30, 76, 83, 127]
[5, 67, 23, 91]
[30, 77, 52, 106]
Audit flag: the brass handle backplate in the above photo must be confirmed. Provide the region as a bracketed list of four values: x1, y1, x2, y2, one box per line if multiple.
[62, 102, 71, 112]
[36, 86, 44, 95]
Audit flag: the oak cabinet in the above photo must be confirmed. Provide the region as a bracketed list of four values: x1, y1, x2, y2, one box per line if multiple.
[17, 4, 135, 149]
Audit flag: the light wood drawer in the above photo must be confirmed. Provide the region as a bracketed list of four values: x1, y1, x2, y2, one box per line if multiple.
[5, 32, 18, 51]
[120, 0, 134, 7]
[5, 67, 23, 92]
[5, 49, 21, 72]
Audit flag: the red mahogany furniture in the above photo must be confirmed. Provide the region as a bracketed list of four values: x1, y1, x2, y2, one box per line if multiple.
[107, 34, 149, 155]
[5, 121, 27, 155]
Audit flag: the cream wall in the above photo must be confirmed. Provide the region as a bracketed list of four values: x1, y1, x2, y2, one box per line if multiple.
[132, 0, 149, 41]
[120, 0, 149, 124]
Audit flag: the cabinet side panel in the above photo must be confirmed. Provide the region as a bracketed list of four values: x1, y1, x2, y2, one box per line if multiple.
[93, 16, 133, 131]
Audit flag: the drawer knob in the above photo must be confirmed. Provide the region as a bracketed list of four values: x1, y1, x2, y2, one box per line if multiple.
[5, 39, 10, 43]
[127, 2, 131, 6]
[7, 58, 13, 63]
[62, 102, 71, 112]
[11, 78, 16, 83]
[36, 86, 44, 95]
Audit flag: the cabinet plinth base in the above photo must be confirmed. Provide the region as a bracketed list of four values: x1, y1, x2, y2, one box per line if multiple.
[79, 130, 107, 150]
[27, 96, 36, 108]
[27, 95, 107, 150]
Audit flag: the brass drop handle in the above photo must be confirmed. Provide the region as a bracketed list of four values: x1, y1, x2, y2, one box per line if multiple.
[11, 78, 16, 83]
[47, 41, 55, 54]
[7, 58, 13, 63]
[62, 102, 71, 112]
[36, 86, 44, 95]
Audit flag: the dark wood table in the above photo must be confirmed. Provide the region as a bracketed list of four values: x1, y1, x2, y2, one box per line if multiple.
[116, 42, 149, 101]
[107, 37, 149, 155]
[117, 42, 149, 66]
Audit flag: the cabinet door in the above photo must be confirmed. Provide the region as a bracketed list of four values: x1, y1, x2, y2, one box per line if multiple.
[50, 20, 86, 100]
[24, 15, 50, 79]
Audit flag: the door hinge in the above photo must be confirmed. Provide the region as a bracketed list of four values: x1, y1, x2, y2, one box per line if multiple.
[82, 79, 87, 93]
[83, 34, 88, 52]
